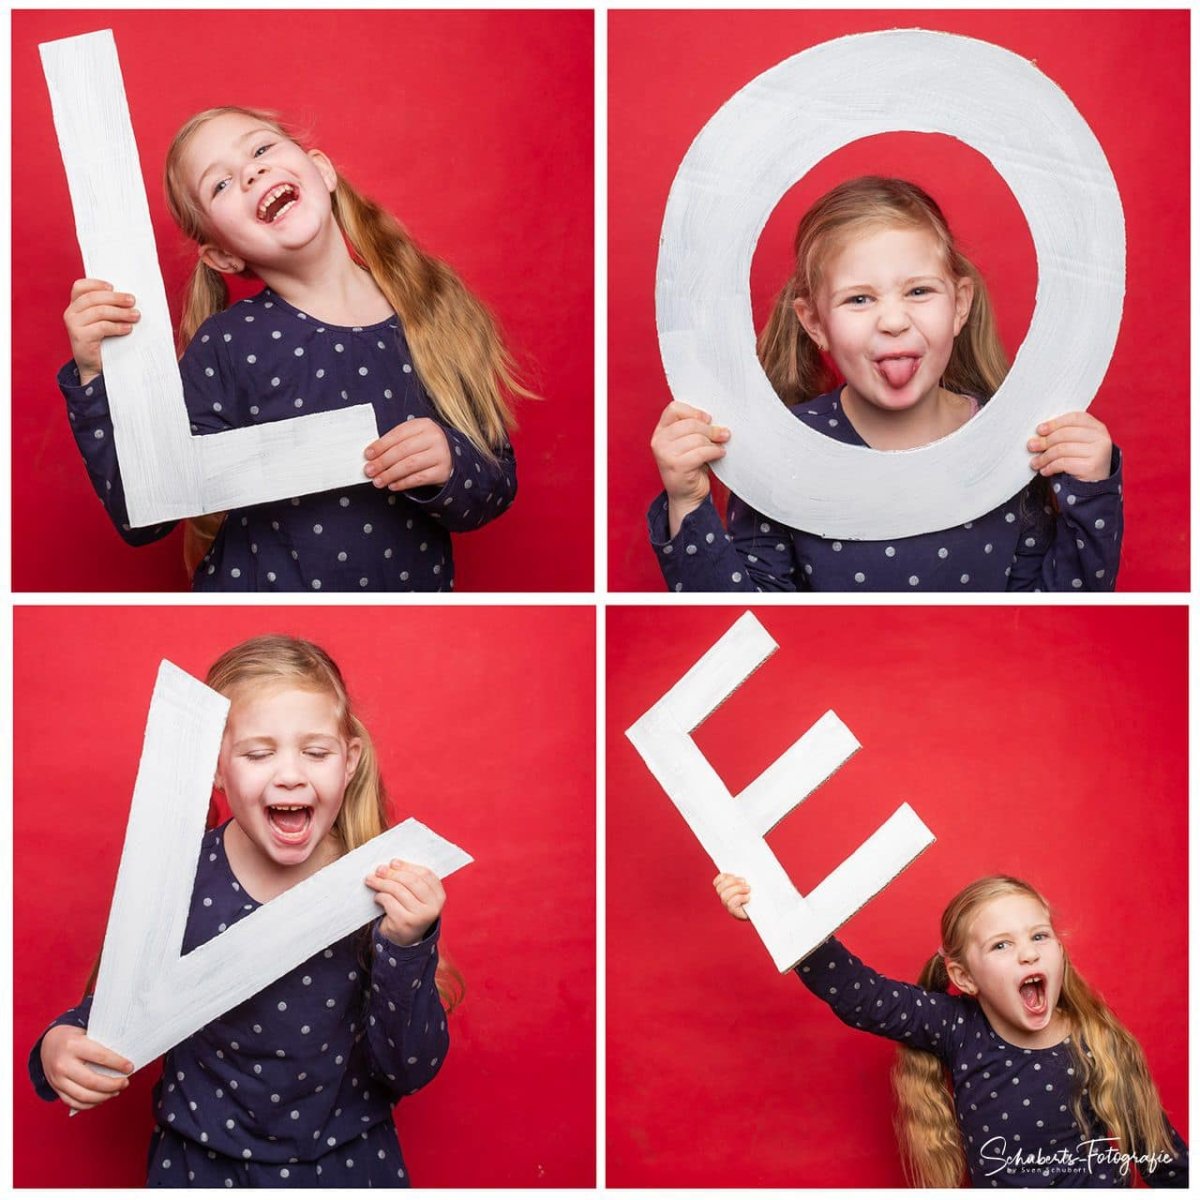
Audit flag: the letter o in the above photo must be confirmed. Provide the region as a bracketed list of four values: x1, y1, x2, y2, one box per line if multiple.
[656, 30, 1124, 539]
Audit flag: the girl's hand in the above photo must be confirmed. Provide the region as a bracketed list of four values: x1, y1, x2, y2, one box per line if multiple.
[366, 860, 446, 946]
[40, 1024, 133, 1111]
[64, 279, 140, 387]
[651, 401, 730, 536]
[363, 419, 453, 491]
[713, 872, 752, 920]
[1027, 411, 1113, 482]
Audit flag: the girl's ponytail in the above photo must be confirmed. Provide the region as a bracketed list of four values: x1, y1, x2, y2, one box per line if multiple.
[891, 952, 968, 1188]
[756, 277, 836, 408]
[178, 259, 230, 355]
[331, 178, 528, 459]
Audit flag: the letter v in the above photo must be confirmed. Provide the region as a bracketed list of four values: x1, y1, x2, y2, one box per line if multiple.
[85, 661, 472, 1072]
[40, 30, 379, 529]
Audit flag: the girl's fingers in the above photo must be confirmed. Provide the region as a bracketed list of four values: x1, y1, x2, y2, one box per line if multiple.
[75, 1038, 134, 1075]
[659, 400, 713, 426]
[662, 419, 729, 445]
[75, 304, 141, 326]
[372, 450, 442, 486]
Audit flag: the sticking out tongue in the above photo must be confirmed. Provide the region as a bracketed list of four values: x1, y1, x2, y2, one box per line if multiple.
[269, 806, 310, 834]
[1020, 979, 1046, 1014]
[876, 356, 921, 389]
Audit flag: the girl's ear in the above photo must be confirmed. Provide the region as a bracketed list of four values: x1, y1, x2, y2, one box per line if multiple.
[344, 737, 363, 784]
[953, 274, 975, 336]
[199, 243, 246, 276]
[791, 297, 828, 352]
[307, 148, 338, 195]
[945, 957, 977, 996]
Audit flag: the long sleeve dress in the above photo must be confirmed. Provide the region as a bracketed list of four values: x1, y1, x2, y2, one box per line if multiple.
[797, 938, 1187, 1188]
[30, 823, 449, 1187]
[649, 390, 1123, 592]
[61, 287, 517, 592]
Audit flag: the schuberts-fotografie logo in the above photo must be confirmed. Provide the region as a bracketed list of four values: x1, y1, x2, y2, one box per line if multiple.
[979, 1135, 1174, 1181]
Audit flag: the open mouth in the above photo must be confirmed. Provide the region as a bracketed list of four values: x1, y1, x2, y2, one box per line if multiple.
[257, 183, 299, 224]
[874, 354, 922, 389]
[266, 804, 313, 842]
[1018, 973, 1048, 1017]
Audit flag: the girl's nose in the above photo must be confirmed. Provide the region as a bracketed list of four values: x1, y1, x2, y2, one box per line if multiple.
[270, 754, 306, 786]
[242, 161, 268, 189]
[876, 299, 911, 334]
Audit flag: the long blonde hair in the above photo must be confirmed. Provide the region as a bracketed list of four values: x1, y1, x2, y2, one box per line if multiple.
[204, 634, 463, 1011]
[892, 876, 1173, 1187]
[757, 176, 1009, 407]
[165, 106, 525, 458]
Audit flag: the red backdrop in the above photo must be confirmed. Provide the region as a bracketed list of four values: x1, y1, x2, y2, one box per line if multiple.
[13, 10, 593, 592]
[608, 10, 1190, 591]
[607, 605, 1187, 1187]
[14, 606, 596, 1187]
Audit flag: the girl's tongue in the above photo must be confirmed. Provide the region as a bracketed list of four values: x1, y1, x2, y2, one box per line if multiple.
[876, 355, 921, 389]
[1019, 978, 1047, 1016]
[267, 805, 312, 838]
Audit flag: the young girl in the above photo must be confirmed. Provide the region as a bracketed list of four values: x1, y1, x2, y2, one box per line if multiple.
[714, 873, 1187, 1187]
[649, 177, 1123, 592]
[61, 107, 523, 591]
[31, 635, 459, 1187]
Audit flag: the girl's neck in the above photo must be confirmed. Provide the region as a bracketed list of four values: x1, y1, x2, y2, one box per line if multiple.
[222, 818, 342, 905]
[252, 232, 394, 328]
[838, 384, 976, 451]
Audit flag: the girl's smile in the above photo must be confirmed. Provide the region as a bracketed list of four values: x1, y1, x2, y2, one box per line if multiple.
[215, 684, 361, 892]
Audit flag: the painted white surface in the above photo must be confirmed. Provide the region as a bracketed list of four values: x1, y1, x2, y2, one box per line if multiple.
[87, 661, 472, 1071]
[40, 30, 379, 529]
[657, 29, 1125, 539]
[627, 612, 934, 971]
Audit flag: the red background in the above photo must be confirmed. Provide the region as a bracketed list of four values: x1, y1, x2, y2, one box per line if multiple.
[12, 10, 594, 593]
[608, 10, 1190, 591]
[607, 605, 1187, 1186]
[14, 606, 596, 1187]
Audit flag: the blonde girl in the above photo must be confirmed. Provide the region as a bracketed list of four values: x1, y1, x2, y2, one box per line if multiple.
[715, 873, 1187, 1187]
[62, 107, 525, 591]
[650, 177, 1123, 592]
[33, 635, 460, 1187]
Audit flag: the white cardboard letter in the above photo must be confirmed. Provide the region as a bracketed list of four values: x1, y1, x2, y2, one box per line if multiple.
[657, 30, 1125, 539]
[40, 30, 379, 528]
[626, 612, 934, 971]
[87, 661, 472, 1070]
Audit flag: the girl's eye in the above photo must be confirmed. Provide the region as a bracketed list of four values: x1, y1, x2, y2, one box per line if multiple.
[212, 178, 229, 197]
[844, 294, 871, 307]
[306, 750, 332, 760]
[1033, 931, 1050, 941]
[991, 940, 1010, 951]
[253, 143, 273, 158]
[244, 750, 271, 762]
[909, 286, 931, 297]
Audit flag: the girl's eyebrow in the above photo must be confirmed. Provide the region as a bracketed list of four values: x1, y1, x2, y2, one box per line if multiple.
[197, 128, 278, 188]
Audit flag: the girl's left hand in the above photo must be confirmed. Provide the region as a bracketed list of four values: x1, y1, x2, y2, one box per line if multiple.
[1027, 411, 1113, 482]
[363, 419, 453, 491]
[365, 860, 446, 946]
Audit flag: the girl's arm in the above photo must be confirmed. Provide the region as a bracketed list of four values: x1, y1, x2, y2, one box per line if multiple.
[797, 937, 968, 1061]
[1006, 449, 1123, 592]
[648, 489, 805, 592]
[390, 423, 518, 533]
[363, 919, 450, 1099]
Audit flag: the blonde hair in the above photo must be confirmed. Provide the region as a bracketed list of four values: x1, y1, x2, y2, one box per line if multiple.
[204, 634, 463, 1011]
[757, 176, 1010, 408]
[892, 875, 1174, 1187]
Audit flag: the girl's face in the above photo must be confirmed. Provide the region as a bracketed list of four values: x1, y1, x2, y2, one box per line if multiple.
[180, 111, 338, 276]
[794, 225, 974, 416]
[947, 893, 1067, 1048]
[215, 683, 361, 869]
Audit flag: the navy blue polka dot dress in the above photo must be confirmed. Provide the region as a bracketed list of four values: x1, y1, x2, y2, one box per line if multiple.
[60, 288, 517, 592]
[30, 824, 448, 1187]
[649, 391, 1123, 592]
[798, 939, 1187, 1187]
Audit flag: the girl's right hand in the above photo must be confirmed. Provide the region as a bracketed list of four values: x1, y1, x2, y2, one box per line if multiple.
[40, 1024, 133, 1111]
[64, 279, 140, 386]
[650, 401, 730, 536]
[714, 872, 751, 920]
